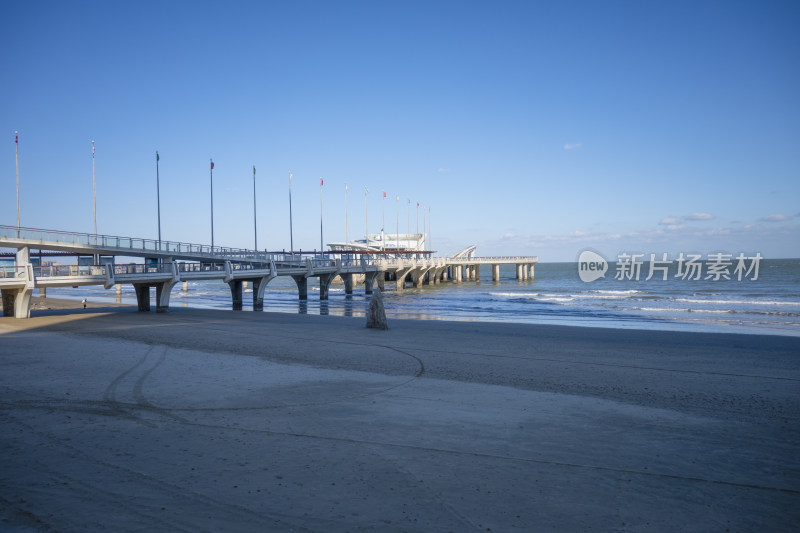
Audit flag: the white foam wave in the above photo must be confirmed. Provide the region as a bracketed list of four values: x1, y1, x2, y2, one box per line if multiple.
[675, 298, 800, 306]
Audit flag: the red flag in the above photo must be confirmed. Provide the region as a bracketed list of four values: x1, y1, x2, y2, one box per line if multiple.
[210, 160, 214, 170]
[320, 178, 323, 186]
[416, 202, 419, 207]
[383, 191, 386, 197]
[15, 133, 18, 144]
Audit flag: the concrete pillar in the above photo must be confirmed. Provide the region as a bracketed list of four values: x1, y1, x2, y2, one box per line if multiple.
[1, 290, 15, 317]
[182, 281, 188, 291]
[529, 264, 535, 280]
[414, 271, 424, 289]
[341, 273, 354, 295]
[292, 275, 308, 300]
[134, 284, 151, 312]
[492, 264, 500, 282]
[364, 272, 378, 294]
[155, 281, 177, 313]
[474, 265, 480, 281]
[455, 265, 462, 283]
[516, 264, 522, 280]
[252, 275, 275, 311]
[39, 287, 46, 298]
[318, 273, 335, 300]
[229, 280, 243, 310]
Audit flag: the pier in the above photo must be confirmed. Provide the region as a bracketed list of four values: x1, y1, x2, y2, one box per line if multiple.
[1, 225, 537, 318]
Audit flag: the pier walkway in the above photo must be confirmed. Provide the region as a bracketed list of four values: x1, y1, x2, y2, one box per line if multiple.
[1, 225, 537, 318]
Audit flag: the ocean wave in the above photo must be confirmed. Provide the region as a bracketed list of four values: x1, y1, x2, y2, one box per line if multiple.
[674, 298, 800, 306]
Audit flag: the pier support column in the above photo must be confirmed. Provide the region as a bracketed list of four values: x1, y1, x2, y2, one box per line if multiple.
[155, 281, 177, 313]
[39, 287, 46, 298]
[291, 275, 308, 300]
[474, 265, 480, 281]
[252, 274, 275, 311]
[364, 272, 379, 295]
[414, 271, 424, 289]
[133, 284, 151, 312]
[516, 264, 522, 280]
[318, 274, 335, 300]
[454, 265, 462, 283]
[1, 290, 16, 317]
[377, 273, 385, 292]
[492, 264, 500, 282]
[229, 280, 243, 310]
[528, 264, 535, 280]
[341, 273, 354, 295]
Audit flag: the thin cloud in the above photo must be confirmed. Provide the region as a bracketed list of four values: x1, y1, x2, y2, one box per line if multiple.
[659, 217, 679, 225]
[683, 213, 713, 221]
[563, 143, 582, 150]
[761, 214, 791, 222]
[437, 168, 451, 173]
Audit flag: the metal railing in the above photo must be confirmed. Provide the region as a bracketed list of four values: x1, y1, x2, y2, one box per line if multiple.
[0, 225, 264, 261]
[34, 265, 106, 277]
[113, 264, 174, 275]
[0, 266, 27, 279]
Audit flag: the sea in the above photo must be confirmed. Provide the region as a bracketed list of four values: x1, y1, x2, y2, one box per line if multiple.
[43, 259, 800, 337]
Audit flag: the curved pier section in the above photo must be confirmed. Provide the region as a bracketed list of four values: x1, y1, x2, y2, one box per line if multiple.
[0, 225, 537, 318]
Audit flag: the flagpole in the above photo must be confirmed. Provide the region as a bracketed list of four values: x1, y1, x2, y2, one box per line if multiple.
[395, 195, 399, 251]
[381, 192, 385, 252]
[416, 202, 419, 236]
[253, 165, 257, 251]
[429, 206, 432, 253]
[92, 141, 96, 239]
[319, 177, 324, 254]
[407, 198, 410, 239]
[422, 203, 426, 251]
[289, 171, 294, 253]
[156, 151, 161, 248]
[364, 187, 368, 249]
[345, 183, 349, 246]
[15, 131, 19, 230]
[210, 159, 214, 250]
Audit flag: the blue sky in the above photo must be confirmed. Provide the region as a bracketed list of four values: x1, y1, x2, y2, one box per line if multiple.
[2, 1, 798, 261]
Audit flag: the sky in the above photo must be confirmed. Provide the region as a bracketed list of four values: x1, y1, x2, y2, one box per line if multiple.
[2, 1, 798, 262]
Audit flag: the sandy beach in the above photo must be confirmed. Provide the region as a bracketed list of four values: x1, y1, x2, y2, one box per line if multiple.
[1, 298, 798, 532]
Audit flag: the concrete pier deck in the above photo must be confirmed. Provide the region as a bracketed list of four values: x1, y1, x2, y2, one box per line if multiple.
[1, 302, 798, 531]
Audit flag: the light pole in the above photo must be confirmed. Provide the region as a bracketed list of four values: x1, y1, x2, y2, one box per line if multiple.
[156, 151, 161, 248]
[92, 141, 96, 239]
[253, 165, 257, 251]
[289, 171, 294, 253]
[319, 177, 324, 253]
[210, 159, 214, 249]
[15, 131, 19, 230]
[381, 191, 385, 252]
[395, 195, 399, 251]
[364, 187, 369, 248]
[344, 183, 349, 246]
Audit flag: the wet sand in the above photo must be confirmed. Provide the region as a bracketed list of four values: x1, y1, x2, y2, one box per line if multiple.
[1, 299, 798, 531]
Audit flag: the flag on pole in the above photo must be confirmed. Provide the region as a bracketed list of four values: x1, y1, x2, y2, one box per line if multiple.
[210, 160, 214, 170]
[417, 202, 419, 207]
[365, 187, 369, 195]
[156, 151, 159, 161]
[15, 132, 18, 144]
[253, 165, 256, 174]
[383, 191, 386, 198]
[320, 178, 324, 186]
[396, 195, 399, 201]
